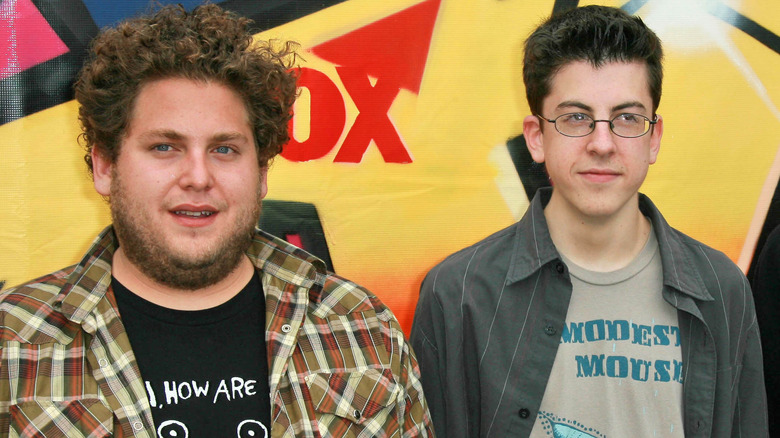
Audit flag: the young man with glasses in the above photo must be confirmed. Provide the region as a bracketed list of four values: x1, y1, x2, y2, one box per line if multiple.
[411, 5, 767, 437]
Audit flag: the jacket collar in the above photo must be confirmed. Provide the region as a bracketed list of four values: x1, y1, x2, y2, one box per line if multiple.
[506, 188, 560, 283]
[506, 188, 713, 301]
[638, 193, 713, 301]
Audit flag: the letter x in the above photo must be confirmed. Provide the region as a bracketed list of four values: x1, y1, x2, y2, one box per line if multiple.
[334, 66, 412, 163]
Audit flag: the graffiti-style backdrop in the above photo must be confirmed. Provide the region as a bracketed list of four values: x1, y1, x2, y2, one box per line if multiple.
[1, 0, 779, 333]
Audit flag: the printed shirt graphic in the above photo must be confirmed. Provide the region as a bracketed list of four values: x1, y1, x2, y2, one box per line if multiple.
[113, 273, 272, 438]
[531, 226, 684, 437]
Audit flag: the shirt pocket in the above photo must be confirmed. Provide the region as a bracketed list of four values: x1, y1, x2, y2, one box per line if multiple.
[7, 399, 113, 437]
[305, 368, 401, 430]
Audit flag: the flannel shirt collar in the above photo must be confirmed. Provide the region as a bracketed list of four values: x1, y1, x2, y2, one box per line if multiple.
[246, 228, 329, 293]
[58, 226, 117, 324]
[57, 225, 331, 324]
[506, 187, 712, 301]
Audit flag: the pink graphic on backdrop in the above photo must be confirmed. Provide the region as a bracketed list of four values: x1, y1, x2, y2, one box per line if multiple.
[1, 0, 69, 81]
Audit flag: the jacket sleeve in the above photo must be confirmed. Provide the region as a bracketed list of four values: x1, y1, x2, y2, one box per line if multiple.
[397, 321, 437, 437]
[410, 270, 448, 436]
[734, 303, 769, 436]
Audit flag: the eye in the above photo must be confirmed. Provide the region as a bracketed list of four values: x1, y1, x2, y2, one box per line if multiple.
[214, 145, 234, 154]
[559, 113, 590, 124]
[615, 113, 642, 124]
[153, 144, 173, 152]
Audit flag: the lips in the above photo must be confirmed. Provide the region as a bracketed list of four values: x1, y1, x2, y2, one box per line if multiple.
[581, 168, 618, 175]
[579, 168, 620, 183]
[170, 204, 219, 226]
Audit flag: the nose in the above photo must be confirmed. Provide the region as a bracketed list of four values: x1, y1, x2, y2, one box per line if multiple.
[586, 120, 617, 155]
[177, 150, 214, 190]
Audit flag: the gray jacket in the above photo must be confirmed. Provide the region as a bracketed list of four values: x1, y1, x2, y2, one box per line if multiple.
[411, 187, 768, 437]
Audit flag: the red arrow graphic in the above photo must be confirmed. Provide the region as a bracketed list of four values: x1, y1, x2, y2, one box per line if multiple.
[310, 0, 441, 94]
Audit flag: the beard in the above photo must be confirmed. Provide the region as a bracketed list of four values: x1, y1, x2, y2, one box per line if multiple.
[109, 173, 261, 290]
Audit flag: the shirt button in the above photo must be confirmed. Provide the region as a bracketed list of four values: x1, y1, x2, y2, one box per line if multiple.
[98, 359, 109, 368]
[281, 324, 292, 333]
[544, 325, 556, 336]
[132, 421, 144, 431]
[353, 409, 362, 419]
[518, 408, 530, 419]
[555, 262, 565, 274]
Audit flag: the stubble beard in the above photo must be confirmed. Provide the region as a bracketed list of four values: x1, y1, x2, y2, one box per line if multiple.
[109, 174, 261, 291]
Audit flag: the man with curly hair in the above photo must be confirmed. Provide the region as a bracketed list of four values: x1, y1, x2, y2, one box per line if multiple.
[0, 4, 433, 437]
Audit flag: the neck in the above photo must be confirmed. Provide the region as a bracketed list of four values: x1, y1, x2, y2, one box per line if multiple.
[111, 248, 255, 310]
[545, 195, 651, 272]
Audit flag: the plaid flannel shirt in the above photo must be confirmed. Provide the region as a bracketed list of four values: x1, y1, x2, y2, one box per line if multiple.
[0, 226, 434, 437]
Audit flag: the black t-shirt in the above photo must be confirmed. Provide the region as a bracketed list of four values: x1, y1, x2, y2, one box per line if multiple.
[113, 272, 272, 438]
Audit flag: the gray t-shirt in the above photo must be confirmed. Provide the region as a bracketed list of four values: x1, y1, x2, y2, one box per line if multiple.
[531, 226, 684, 437]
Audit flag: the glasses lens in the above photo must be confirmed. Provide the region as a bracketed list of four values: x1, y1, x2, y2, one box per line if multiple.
[611, 114, 650, 138]
[554, 113, 594, 137]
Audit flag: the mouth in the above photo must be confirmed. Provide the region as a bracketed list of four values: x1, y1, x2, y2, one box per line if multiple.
[581, 168, 618, 174]
[579, 169, 620, 183]
[174, 210, 215, 218]
[169, 204, 219, 226]
[581, 168, 620, 176]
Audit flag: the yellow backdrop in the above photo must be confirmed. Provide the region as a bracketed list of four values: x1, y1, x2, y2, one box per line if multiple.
[1, 0, 779, 334]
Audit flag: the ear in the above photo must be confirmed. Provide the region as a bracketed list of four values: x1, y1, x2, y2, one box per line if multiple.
[648, 114, 663, 165]
[523, 115, 546, 163]
[92, 147, 114, 196]
[259, 167, 269, 199]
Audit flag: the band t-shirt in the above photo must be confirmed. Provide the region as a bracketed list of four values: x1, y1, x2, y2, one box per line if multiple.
[530, 225, 684, 437]
[113, 272, 272, 438]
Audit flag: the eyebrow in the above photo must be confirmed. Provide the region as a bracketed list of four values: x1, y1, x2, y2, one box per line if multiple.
[212, 132, 250, 143]
[555, 100, 648, 113]
[138, 129, 250, 143]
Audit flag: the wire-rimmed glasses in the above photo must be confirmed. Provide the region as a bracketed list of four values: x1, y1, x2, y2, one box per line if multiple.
[536, 112, 658, 138]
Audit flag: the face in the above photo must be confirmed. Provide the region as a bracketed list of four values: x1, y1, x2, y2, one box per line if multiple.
[523, 60, 663, 222]
[92, 77, 267, 290]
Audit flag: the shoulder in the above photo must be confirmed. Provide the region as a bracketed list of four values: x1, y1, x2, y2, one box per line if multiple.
[673, 229, 748, 289]
[430, 223, 517, 277]
[1, 266, 74, 310]
[641, 194, 749, 298]
[252, 229, 398, 324]
[0, 266, 78, 343]
[664, 228, 755, 329]
[422, 223, 518, 296]
[314, 272, 397, 324]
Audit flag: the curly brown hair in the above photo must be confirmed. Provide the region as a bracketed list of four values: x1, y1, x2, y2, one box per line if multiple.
[76, 3, 298, 175]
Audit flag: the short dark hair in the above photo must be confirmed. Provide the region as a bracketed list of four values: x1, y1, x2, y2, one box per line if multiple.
[523, 5, 663, 116]
[76, 4, 298, 175]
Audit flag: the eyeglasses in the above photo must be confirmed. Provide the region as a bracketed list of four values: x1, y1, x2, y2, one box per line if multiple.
[536, 112, 658, 138]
